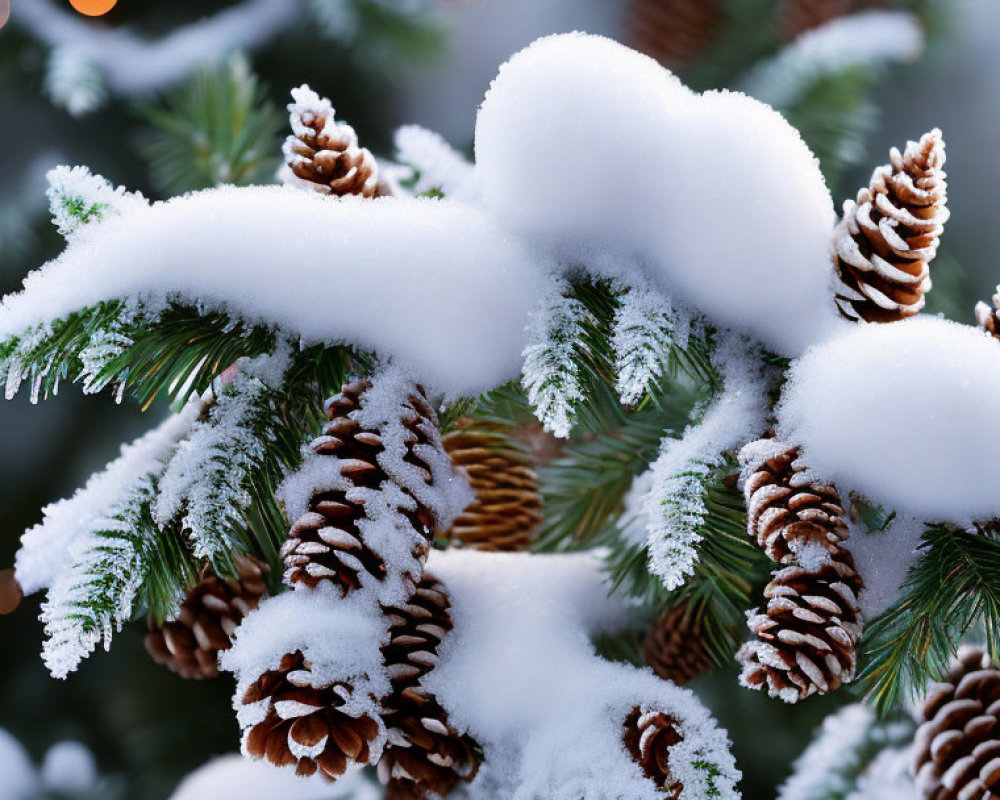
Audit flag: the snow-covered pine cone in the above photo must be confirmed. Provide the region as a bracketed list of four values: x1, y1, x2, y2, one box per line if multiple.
[281, 379, 444, 595]
[144, 554, 269, 679]
[442, 421, 543, 552]
[643, 603, 715, 686]
[623, 706, 685, 799]
[283, 85, 381, 198]
[778, 0, 880, 41]
[739, 437, 849, 565]
[833, 128, 948, 323]
[240, 649, 383, 780]
[737, 553, 864, 703]
[378, 575, 480, 798]
[976, 287, 1000, 341]
[912, 645, 1000, 800]
[625, 0, 721, 66]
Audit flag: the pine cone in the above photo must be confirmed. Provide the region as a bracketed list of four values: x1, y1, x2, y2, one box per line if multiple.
[442, 421, 543, 552]
[283, 85, 381, 198]
[976, 288, 1000, 341]
[378, 574, 480, 799]
[623, 706, 684, 799]
[0, 567, 23, 615]
[144, 554, 269, 679]
[778, 0, 882, 41]
[241, 649, 383, 779]
[912, 645, 1000, 800]
[833, 129, 948, 323]
[740, 437, 850, 565]
[625, 0, 721, 66]
[643, 603, 714, 685]
[281, 379, 445, 595]
[737, 553, 864, 703]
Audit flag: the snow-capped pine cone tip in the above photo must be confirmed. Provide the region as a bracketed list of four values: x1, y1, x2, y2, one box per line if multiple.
[737, 553, 864, 704]
[284, 86, 380, 198]
[976, 287, 1000, 341]
[833, 128, 947, 324]
[623, 706, 684, 799]
[241, 649, 382, 780]
[913, 645, 1000, 800]
[280, 379, 442, 594]
[740, 438, 849, 565]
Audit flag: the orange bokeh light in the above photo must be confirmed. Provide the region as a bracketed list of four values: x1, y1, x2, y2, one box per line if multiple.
[69, 0, 118, 16]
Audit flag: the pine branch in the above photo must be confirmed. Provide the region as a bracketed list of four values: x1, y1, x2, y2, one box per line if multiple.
[859, 523, 1000, 715]
[137, 54, 283, 195]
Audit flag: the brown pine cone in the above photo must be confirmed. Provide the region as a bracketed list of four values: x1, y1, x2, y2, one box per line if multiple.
[442, 420, 543, 552]
[912, 645, 1000, 800]
[280, 379, 447, 596]
[778, 0, 883, 42]
[144, 554, 269, 680]
[976, 288, 1000, 341]
[625, 0, 722, 66]
[0, 568, 23, 615]
[241, 649, 383, 779]
[643, 603, 714, 685]
[833, 129, 948, 323]
[283, 85, 381, 198]
[737, 553, 864, 703]
[378, 575, 480, 798]
[623, 706, 684, 799]
[739, 438, 849, 565]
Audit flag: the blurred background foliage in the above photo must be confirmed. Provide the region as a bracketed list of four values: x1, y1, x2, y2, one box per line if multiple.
[0, 0, 997, 797]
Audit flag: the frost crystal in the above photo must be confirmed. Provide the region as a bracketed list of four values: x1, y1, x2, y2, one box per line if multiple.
[393, 124, 482, 202]
[156, 348, 291, 564]
[46, 165, 146, 240]
[612, 279, 690, 406]
[522, 280, 588, 439]
[645, 333, 771, 590]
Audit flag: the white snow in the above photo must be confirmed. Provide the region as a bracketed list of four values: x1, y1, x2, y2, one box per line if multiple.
[844, 515, 925, 619]
[424, 549, 740, 800]
[743, 11, 924, 109]
[393, 125, 483, 203]
[0, 187, 550, 398]
[0, 729, 41, 800]
[16, 400, 200, 595]
[40, 741, 98, 795]
[220, 585, 392, 765]
[847, 746, 918, 800]
[778, 316, 1000, 522]
[15, 0, 297, 110]
[644, 333, 772, 590]
[475, 32, 845, 356]
[169, 753, 381, 800]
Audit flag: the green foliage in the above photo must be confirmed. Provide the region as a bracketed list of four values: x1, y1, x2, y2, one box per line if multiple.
[860, 523, 1000, 714]
[136, 54, 284, 195]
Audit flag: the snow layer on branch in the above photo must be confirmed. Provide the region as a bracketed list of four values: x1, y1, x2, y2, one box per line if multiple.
[847, 746, 918, 800]
[644, 334, 771, 589]
[475, 33, 843, 356]
[743, 11, 924, 108]
[169, 753, 380, 800]
[393, 125, 482, 203]
[15, 401, 200, 595]
[844, 515, 924, 619]
[0, 188, 549, 397]
[425, 549, 740, 800]
[778, 316, 1000, 522]
[40, 741, 98, 796]
[15, 0, 296, 105]
[221, 585, 391, 760]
